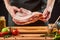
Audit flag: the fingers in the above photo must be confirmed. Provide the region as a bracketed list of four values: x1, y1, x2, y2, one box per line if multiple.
[39, 18, 48, 22]
[39, 9, 50, 22]
[11, 6, 20, 18]
[12, 6, 20, 12]
[45, 11, 50, 19]
[10, 6, 20, 18]
[43, 8, 50, 19]
[39, 12, 50, 22]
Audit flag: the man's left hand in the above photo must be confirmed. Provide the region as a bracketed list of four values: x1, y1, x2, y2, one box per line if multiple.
[39, 8, 51, 22]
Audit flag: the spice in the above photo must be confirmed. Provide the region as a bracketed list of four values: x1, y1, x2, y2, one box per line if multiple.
[0, 16, 6, 31]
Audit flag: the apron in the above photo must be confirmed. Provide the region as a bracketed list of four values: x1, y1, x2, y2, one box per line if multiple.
[49, 0, 60, 23]
[8, 0, 48, 26]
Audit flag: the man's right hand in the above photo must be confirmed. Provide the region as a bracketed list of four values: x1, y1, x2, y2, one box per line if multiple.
[6, 5, 20, 18]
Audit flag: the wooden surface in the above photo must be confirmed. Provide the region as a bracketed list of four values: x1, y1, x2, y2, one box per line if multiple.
[9, 26, 48, 33]
[0, 34, 54, 40]
[0, 26, 55, 40]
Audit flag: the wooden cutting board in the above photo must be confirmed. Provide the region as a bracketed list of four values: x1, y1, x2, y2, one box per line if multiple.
[8, 26, 49, 33]
[0, 34, 54, 40]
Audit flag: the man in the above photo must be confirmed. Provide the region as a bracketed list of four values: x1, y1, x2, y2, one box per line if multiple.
[3, 0, 55, 26]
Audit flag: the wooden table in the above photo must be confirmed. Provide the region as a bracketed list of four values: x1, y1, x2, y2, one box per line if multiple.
[0, 26, 54, 40]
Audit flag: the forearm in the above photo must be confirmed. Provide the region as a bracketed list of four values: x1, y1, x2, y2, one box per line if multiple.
[46, 0, 55, 8]
[46, 0, 55, 12]
[4, 0, 10, 7]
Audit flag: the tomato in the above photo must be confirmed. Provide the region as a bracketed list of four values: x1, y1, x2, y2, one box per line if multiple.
[11, 29, 19, 36]
[0, 32, 3, 37]
[2, 32, 8, 35]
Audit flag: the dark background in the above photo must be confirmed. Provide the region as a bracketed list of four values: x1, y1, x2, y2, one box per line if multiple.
[0, 0, 60, 26]
[0, 0, 8, 26]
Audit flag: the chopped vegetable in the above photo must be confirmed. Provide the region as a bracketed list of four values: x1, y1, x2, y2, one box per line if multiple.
[54, 33, 60, 40]
[4, 35, 11, 38]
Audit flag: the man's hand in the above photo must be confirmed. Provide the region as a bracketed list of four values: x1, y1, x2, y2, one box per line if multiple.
[39, 8, 51, 22]
[6, 5, 20, 18]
